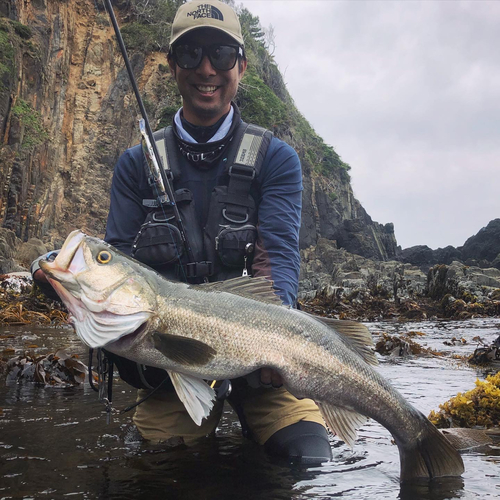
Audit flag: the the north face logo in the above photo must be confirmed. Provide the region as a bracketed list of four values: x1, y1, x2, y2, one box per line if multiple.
[187, 4, 224, 21]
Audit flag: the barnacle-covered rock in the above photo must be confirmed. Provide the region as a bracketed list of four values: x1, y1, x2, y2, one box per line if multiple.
[0, 273, 67, 325]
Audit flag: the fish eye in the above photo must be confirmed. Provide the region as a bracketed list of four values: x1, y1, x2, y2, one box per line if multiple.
[97, 250, 112, 264]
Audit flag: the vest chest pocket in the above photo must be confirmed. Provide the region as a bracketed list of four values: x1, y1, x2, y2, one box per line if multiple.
[132, 188, 204, 268]
[215, 224, 257, 268]
[131, 211, 184, 267]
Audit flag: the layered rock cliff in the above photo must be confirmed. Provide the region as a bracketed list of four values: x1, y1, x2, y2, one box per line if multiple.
[0, 0, 397, 273]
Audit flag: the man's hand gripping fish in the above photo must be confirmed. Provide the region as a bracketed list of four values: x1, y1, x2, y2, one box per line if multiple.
[40, 230, 465, 482]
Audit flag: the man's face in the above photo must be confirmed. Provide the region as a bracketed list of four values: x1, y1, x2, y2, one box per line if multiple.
[168, 28, 246, 127]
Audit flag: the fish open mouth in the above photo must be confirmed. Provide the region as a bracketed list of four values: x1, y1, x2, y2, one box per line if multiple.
[47, 279, 151, 349]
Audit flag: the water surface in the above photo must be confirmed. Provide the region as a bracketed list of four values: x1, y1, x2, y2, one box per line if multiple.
[1, 319, 499, 499]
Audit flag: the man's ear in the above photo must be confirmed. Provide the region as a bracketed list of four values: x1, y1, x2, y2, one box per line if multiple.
[167, 53, 176, 77]
[239, 57, 247, 79]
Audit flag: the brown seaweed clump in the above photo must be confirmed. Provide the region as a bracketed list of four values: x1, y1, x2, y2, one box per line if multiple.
[375, 332, 443, 357]
[5, 349, 87, 386]
[428, 372, 500, 428]
[0, 274, 68, 325]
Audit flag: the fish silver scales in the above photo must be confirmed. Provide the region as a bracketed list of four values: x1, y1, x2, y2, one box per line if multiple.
[39, 230, 465, 482]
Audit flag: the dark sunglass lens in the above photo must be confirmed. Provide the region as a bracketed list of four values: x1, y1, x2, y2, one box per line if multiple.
[175, 44, 202, 69]
[209, 45, 238, 70]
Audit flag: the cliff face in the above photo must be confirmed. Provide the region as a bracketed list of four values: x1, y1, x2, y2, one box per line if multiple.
[1, 0, 167, 249]
[0, 0, 397, 271]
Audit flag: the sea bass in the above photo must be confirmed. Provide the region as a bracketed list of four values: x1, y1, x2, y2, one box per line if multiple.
[40, 230, 464, 482]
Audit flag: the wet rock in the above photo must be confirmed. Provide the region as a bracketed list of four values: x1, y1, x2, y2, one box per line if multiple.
[0, 271, 32, 294]
[0, 228, 23, 273]
[299, 239, 430, 319]
[428, 261, 500, 305]
[469, 335, 500, 366]
[16, 238, 47, 269]
[441, 427, 500, 451]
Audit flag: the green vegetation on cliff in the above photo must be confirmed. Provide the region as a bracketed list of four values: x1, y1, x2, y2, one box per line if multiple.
[0, 18, 32, 88]
[11, 98, 48, 151]
[0, 21, 15, 87]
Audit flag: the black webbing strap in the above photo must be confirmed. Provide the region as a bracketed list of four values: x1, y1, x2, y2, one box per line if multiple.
[223, 124, 272, 223]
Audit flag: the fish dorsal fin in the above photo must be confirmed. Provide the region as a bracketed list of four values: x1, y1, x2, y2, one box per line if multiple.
[318, 402, 368, 448]
[308, 315, 378, 366]
[167, 371, 216, 426]
[193, 276, 284, 306]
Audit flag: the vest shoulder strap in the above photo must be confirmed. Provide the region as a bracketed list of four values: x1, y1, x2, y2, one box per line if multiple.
[152, 122, 273, 181]
[228, 122, 273, 177]
[144, 123, 273, 213]
[221, 122, 273, 223]
[153, 125, 182, 180]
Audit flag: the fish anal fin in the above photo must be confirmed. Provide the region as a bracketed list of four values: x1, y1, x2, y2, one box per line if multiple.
[318, 402, 367, 448]
[167, 371, 215, 426]
[152, 332, 216, 366]
[313, 317, 378, 366]
[193, 276, 283, 306]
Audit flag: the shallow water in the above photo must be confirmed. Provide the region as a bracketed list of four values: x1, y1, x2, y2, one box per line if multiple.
[0, 319, 499, 499]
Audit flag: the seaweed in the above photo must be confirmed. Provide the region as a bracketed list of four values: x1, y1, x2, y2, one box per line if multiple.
[429, 372, 500, 428]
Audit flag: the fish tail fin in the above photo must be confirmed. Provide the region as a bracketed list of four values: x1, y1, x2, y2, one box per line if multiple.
[398, 418, 464, 482]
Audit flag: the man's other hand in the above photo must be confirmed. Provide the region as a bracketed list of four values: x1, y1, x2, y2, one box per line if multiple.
[260, 367, 283, 388]
[33, 269, 49, 284]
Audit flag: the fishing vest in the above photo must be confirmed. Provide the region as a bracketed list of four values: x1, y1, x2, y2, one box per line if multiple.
[106, 120, 273, 391]
[130, 120, 273, 283]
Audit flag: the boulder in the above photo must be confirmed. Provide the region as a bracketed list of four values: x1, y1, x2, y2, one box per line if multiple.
[16, 238, 47, 270]
[0, 228, 23, 273]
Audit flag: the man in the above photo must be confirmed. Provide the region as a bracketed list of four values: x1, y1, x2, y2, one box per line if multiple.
[34, 0, 331, 463]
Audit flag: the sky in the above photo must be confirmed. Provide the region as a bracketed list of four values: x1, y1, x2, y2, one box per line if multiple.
[239, 0, 500, 250]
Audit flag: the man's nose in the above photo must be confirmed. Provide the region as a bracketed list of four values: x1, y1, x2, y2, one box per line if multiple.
[195, 54, 216, 77]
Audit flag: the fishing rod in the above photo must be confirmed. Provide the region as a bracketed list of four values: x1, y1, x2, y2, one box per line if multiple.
[103, 0, 194, 264]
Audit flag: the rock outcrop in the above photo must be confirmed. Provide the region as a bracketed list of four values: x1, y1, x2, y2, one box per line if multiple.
[0, 227, 23, 272]
[398, 219, 500, 271]
[461, 219, 500, 266]
[299, 238, 500, 321]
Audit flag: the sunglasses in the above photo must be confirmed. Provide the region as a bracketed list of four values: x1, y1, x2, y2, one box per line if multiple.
[173, 43, 243, 71]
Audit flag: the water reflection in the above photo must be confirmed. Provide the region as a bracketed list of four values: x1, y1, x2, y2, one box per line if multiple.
[1, 319, 500, 498]
[399, 477, 466, 500]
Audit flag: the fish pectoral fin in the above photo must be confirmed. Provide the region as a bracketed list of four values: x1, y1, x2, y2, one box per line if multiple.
[318, 403, 368, 448]
[152, 332, 216, 366]
[167, 371, 216, 426]
[312, 317, 378, 366]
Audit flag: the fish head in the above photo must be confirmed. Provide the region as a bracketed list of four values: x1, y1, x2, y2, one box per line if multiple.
[40, 230, 157, 348]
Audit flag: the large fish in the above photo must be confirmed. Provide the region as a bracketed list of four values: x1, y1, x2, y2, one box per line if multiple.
[40, 230, 464, 482]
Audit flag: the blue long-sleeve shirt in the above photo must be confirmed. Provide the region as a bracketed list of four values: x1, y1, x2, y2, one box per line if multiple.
[105, 130, 303, 306]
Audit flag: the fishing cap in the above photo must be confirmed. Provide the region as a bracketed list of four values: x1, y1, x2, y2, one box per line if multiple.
[170, 0, 244, 47]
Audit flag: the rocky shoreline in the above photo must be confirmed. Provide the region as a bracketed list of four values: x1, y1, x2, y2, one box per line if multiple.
[298, 238, 500, 322]
[1, 238, 500, 327]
